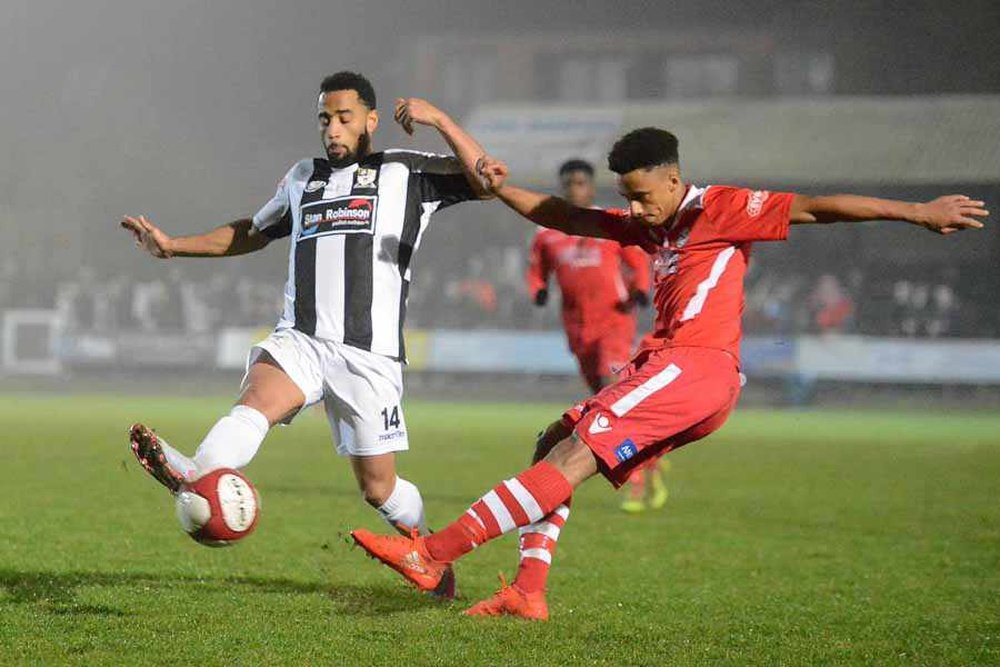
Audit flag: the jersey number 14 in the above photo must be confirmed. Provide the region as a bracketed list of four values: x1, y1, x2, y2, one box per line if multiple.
[381, 406, 401, 431]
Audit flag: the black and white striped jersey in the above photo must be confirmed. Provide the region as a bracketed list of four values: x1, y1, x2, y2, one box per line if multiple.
[252, 150, 476, 361]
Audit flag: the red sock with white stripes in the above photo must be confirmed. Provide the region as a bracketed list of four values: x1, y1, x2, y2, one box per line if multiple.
[424, 461, 573, 563]
[512, 497, 572, 593]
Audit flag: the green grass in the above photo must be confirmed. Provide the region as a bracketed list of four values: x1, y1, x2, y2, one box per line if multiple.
[1, 394, 998, 666]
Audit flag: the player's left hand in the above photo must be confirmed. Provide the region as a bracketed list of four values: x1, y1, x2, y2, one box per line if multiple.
[394, 97, 446, 135]
[913, 195, 988, 235]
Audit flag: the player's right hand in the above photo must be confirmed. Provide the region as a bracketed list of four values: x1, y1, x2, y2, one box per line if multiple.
[476, 155, 508, 194]
[533, 288, 548, 307]
[120, 215, 174, 258]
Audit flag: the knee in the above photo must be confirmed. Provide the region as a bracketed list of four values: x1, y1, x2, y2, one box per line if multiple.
[543, 435, 598, 487]
[533, 419, 573, 463]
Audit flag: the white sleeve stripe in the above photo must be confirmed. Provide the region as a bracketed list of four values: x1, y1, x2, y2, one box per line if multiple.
[553, 504, 571, 520]
[519, 548, 552, 564]
[481, 490, 516, 533]
[680, 245, 737, 322]
[610, 363, 683, 417]
[503, 478, 544, 522]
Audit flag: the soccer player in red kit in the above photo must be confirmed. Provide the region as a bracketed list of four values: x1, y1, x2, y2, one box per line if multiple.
[526, 159, 666, 513]
[351, 127, 988, 620]
[527, 159, 650, 393]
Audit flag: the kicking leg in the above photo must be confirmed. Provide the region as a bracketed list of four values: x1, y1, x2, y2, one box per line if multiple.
[129, 353, 305, 492]
[350, 434, 596, 592]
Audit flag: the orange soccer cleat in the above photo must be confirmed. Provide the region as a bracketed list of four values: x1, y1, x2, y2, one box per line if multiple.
[463, 574, 549, 621]
[350, 528, 450, 592]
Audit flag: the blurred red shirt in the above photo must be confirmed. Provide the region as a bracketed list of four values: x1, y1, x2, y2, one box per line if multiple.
[526, 228, 651, 346]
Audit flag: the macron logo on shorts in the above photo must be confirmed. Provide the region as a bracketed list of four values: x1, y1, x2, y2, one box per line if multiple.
[588, 413, 612, 435]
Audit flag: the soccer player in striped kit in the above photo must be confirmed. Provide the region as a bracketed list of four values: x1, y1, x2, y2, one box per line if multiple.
[526, 159, 666, 513]
[351, 126, 988, 619]
[120, 72, 492, 596]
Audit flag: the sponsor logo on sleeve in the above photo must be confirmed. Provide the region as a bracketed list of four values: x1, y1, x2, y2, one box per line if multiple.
[614, 439, 638, 462]
[746, 190, 770, 217]
[299, 195, 378, 238]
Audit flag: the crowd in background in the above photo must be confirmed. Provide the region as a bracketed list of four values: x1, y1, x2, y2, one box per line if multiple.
[408, 247, 983, 338]
[0, 257, 282, 335]
[0, 248, 991, 339]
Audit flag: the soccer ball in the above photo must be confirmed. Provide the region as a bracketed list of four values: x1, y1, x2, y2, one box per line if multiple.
[174, 468, 260, 547]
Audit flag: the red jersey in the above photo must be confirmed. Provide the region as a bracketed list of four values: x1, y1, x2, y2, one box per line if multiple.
[598, 185, 794, 361]
[526, 228, 651, 335]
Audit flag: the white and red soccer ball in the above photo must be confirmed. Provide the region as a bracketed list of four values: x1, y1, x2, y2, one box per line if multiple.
[174, 468, 260, 547]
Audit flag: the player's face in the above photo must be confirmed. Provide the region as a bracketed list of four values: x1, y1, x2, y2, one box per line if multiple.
[560, 171, 595, 208]
[318, 90, 379, 167]
[617, 166, 683, 226]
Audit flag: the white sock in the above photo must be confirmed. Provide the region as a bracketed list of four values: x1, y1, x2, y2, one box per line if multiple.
[158, 437, 199, 483]
[376, 477, 428, 535]
[191, 405, 270, 475]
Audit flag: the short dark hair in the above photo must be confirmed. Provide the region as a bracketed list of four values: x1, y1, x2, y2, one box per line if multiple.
[607, 127, 679, 175]
[319, 71, 376, 109]
[558, 158, 595, 178]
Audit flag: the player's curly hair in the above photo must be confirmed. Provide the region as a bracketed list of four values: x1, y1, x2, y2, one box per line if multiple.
[320, 71, 377, 109]
[558, 159, 595, 178]
[607, 127, 679, 175]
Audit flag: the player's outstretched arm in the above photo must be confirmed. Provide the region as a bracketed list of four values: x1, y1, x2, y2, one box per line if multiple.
[120, 215, 270, 258]
[790, 194, 988, 235]
[394, 97, 492, 199]
[476, 155, 619, 238]
[493, 183, 620, 240]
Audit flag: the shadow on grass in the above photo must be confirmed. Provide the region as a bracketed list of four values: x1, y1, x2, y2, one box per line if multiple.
[0, 569, 429, 618]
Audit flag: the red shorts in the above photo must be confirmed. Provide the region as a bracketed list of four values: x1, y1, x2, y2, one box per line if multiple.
[569, 329, 634, 391]
[564, 346, 741, 488]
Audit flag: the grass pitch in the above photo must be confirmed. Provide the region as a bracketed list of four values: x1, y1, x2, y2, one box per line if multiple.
[0, 393, 998, 666]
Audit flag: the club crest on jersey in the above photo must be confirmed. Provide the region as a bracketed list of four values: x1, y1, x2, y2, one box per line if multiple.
[654, 227, 690, 277]
[746, 190, 770, 217]
[299, 194, 378, 238]
[304, 180, 328, 193]
[355, 167, 377, 189]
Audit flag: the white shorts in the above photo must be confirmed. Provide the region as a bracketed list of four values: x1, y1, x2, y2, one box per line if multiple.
[246, 328, 408, 458]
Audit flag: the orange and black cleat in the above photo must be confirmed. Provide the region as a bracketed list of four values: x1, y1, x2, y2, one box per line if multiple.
[350, 528, 450, 592]
[463, 574, 549, 621]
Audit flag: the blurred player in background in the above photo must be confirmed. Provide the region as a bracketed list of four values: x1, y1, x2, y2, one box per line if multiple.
[351, 124, 988, 620]
[527, 159, 650, 394]
[120, 73, 491, 597]
[526, 159, 666, 513]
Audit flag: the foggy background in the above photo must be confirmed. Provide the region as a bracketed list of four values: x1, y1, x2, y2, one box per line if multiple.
[3, 0, 999, 404]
